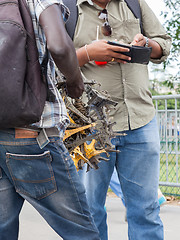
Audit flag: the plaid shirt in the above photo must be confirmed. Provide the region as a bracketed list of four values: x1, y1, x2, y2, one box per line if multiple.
[26, 0, 70, 137]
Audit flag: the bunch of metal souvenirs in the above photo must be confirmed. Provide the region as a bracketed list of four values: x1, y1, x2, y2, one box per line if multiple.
[56, 71, 121, 172]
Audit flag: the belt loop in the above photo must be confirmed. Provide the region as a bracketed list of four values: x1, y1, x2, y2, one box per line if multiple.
[36, 129, 50, 149]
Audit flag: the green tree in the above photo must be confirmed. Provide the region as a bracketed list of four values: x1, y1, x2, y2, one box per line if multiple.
[150, 0, 180, 95]
[162, 0, 180, 80]
[163, 0, 180, 56]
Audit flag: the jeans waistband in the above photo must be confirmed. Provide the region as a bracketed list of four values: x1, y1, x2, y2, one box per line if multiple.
[37, 128, 60, 149]
[0, 127, 60, 149]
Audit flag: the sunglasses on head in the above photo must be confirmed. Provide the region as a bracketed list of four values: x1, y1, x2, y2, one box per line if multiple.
[98, 9, 112, 36]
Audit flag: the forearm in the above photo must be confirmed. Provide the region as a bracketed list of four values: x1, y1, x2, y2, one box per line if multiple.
[131, 34, 163, 59]
[39, 4, 81, 80]
[51, 36, 81, 80]
[76, 46, 90, 67]
[39, 4, 84, 98]
[148, 38, 163, 59]
[76, 40, 131, 67]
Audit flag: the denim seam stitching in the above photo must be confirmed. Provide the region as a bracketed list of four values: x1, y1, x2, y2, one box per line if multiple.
[6, 153, 57, 200]
[0, 138, 57, 146]
[53, 140, 100, 230]
[120, 174, 143, 188]
[54, 140, 86, 213]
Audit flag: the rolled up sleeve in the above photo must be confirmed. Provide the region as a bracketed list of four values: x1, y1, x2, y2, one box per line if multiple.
[140, 0, 172, 64]
[35, 0, 69, 22]
[150, 37, 172, 63]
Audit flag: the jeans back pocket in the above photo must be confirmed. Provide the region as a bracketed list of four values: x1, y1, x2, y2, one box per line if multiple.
[6, 151, 57, 200]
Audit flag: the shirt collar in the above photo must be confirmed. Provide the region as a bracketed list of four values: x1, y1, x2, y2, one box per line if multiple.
[77, 0, 123, 7]
[77, 0, 92, 6]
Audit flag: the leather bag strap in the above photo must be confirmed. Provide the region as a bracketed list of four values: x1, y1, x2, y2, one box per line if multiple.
[64, 0, 143, 39]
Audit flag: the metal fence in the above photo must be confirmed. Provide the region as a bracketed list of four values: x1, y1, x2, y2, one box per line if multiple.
[153, 95, 180, 196]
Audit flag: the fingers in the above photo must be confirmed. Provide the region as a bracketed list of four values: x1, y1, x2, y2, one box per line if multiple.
[109, 55, 131, 64]
[88, 40, 131, 63]
[110, 45, 129, 53]
[131, 34, 146, 46]
[109, 50, 131, 62]
[106, 42, 131, 62]
[114, 52, 131, 62]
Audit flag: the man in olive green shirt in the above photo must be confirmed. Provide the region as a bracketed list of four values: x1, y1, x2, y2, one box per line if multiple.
[73, 0, 171, 239]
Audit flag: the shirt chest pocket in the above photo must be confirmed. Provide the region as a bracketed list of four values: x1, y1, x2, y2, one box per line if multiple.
[112, 19, 141, 44]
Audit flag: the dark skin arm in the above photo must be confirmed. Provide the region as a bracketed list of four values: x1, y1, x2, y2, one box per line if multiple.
[131, 34, 163, 59]
[77, 35, 162, 67]
[39, 4, 84, 98]
[76, 40, 131, 67]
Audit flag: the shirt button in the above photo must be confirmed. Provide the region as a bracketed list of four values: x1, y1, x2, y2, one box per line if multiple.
[124, 98, 126, 101]
[123, 78, 125, 82]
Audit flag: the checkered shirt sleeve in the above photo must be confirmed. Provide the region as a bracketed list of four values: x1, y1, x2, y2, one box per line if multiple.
[26, 0, 70, 137]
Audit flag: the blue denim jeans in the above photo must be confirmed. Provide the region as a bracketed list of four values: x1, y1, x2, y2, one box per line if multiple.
[79, 117, 164, 240]
[0, 129, 100, 240]
[109, 168, 125, 206]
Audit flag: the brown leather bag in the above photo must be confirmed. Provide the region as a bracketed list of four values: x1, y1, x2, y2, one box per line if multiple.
[0, 0, 47, 128]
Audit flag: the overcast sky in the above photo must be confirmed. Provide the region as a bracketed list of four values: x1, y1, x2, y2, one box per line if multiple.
[145, 0, 165, 23]
[145, 1, 176, 79]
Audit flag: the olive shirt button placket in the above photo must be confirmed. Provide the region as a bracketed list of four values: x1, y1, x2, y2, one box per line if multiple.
[122, 78, 127, 103]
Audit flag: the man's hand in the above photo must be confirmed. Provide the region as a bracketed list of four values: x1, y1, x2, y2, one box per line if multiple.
[131, 34, 146, 46]
[131, 33, 163, 59]
[77, 40, 131, 66]
[88, 40, 131, 62]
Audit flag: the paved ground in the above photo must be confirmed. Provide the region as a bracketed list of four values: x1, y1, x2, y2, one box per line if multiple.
[19, 196, 180, 240]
